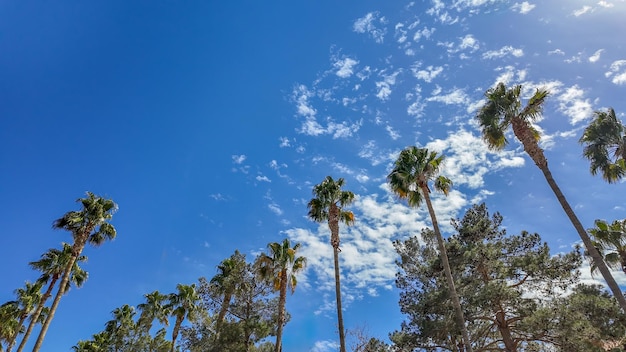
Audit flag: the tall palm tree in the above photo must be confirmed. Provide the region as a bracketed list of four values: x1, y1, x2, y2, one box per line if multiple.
[257, 238, 307, 352]
[105, 304, 137, 352]
[168, 283, 200, 352]
[476, 82, 626, 312]
[587, 219, 626, 275]
[137, 291, 171, 334]
[307, 176, 354, 352]
[580, 107, 626, 183]
[16, 243, 87, 352]
[210, 252, 241, 333]
[32, 192, 118, 352]
[387, 146, 472, 352]
[4, 282, 43, 352]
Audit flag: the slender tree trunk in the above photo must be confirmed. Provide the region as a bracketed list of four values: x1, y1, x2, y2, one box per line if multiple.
[422, 186, 473, 352]
[215, 290, 232, 333]
[328, 206, 347, 352]
[170, 316, 183, 352]
[275, 269, 288, 352]
[16, 277, 57, 352]
[32, 253, 80, 352]
[512, 118, 626, 312]
[539, 165, 626, 311]
[333, 246, 347, 352]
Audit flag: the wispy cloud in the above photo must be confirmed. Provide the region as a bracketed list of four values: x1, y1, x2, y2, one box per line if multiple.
[605, 60, 626, 85]
[232, 154, 246, 164]
[588, 49, 604, 63]
[511, 1, 536, 14]
[353, 12, 387, 43]
[572, 5, 593, 16]
[412, 64, 444, 83]
[556, 85, 594, 125]
[334, 57, 359, 78]
[482, 46, 524, 59]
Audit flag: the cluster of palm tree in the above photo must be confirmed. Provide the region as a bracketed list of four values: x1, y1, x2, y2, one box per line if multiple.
[1, 192, 116, 352]
[73, 284, 200, 352]
[2, 82, 625, 351]
[377, 81, 626, 350]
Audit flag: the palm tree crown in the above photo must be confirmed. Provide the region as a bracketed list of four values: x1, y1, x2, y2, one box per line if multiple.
[588, 219, 626, 274]
[307, 176, 355, 250]
[477, 82, 549, 167]
[387, 146, 452, 207]
[580, 107, 626, 183]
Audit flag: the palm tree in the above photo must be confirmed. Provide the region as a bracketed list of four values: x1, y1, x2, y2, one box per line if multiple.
[16, 243, 87, 352]
[105, 304, 137, 352]
[4, 282, 43, 352]
[1, 302, 21, 352]
[587, 219, 626, 275]
[307, 176, 354, 352]
[580, 107, 626, 183]
[387, 146, 472, 352]
[257, 239, 307, 352]
[476, 82, 626, 312]
[137, 291, 171, 334]
[168, 283, 201, 352]
[210, 252, 241, 333]
[32, 192, 118, 352]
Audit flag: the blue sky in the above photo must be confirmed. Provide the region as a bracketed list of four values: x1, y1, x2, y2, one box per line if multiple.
[2, 1, 626, 351]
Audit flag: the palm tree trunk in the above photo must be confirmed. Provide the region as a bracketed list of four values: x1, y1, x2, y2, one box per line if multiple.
[275, 270, 288, 352]
[513, 118, 626, 312]
[16, 278, 57, 352]
[422, 186, 473, 352]
[539, 164, 626, 311]
[216, 289, 232, 333]
[333, 246, 347, 352]
[170, 316, 183, 352]
[31, 254, 78, 352]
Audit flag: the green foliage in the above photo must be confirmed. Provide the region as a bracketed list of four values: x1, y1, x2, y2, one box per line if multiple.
[392, 203, 584, 351]
[181, 252, 280, 352]
[580, 107, 626, 183]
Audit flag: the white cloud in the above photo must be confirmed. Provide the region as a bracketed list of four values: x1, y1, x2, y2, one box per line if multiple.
[413, 26, 436, 42]
[573, 5, 593, 16]
[293, 84, 317, 118]
[425, 130, 524, 189]
[427, 87, 469, 105]
[556, 85, 593, 125]
[548, 49, 565, 56]
[588, 49, 604, 63]
[334, 57, 359, 78]
[232, 155, 246, 164]
[353, 12, 387, 43]
[482, 46, 524, 59]
[511, 1, 536, 14]
[459, 34, 480, 52]
[375, 70, 401, 101]
[279, 137, 291, 147]
[268, 203, 283, 216]
[605, 60, 626, 85]
[311, 340, 340, 352]
[256, 175, 271, 183]
[598, 1, 614, 7]
[412, 64, 444, 83]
